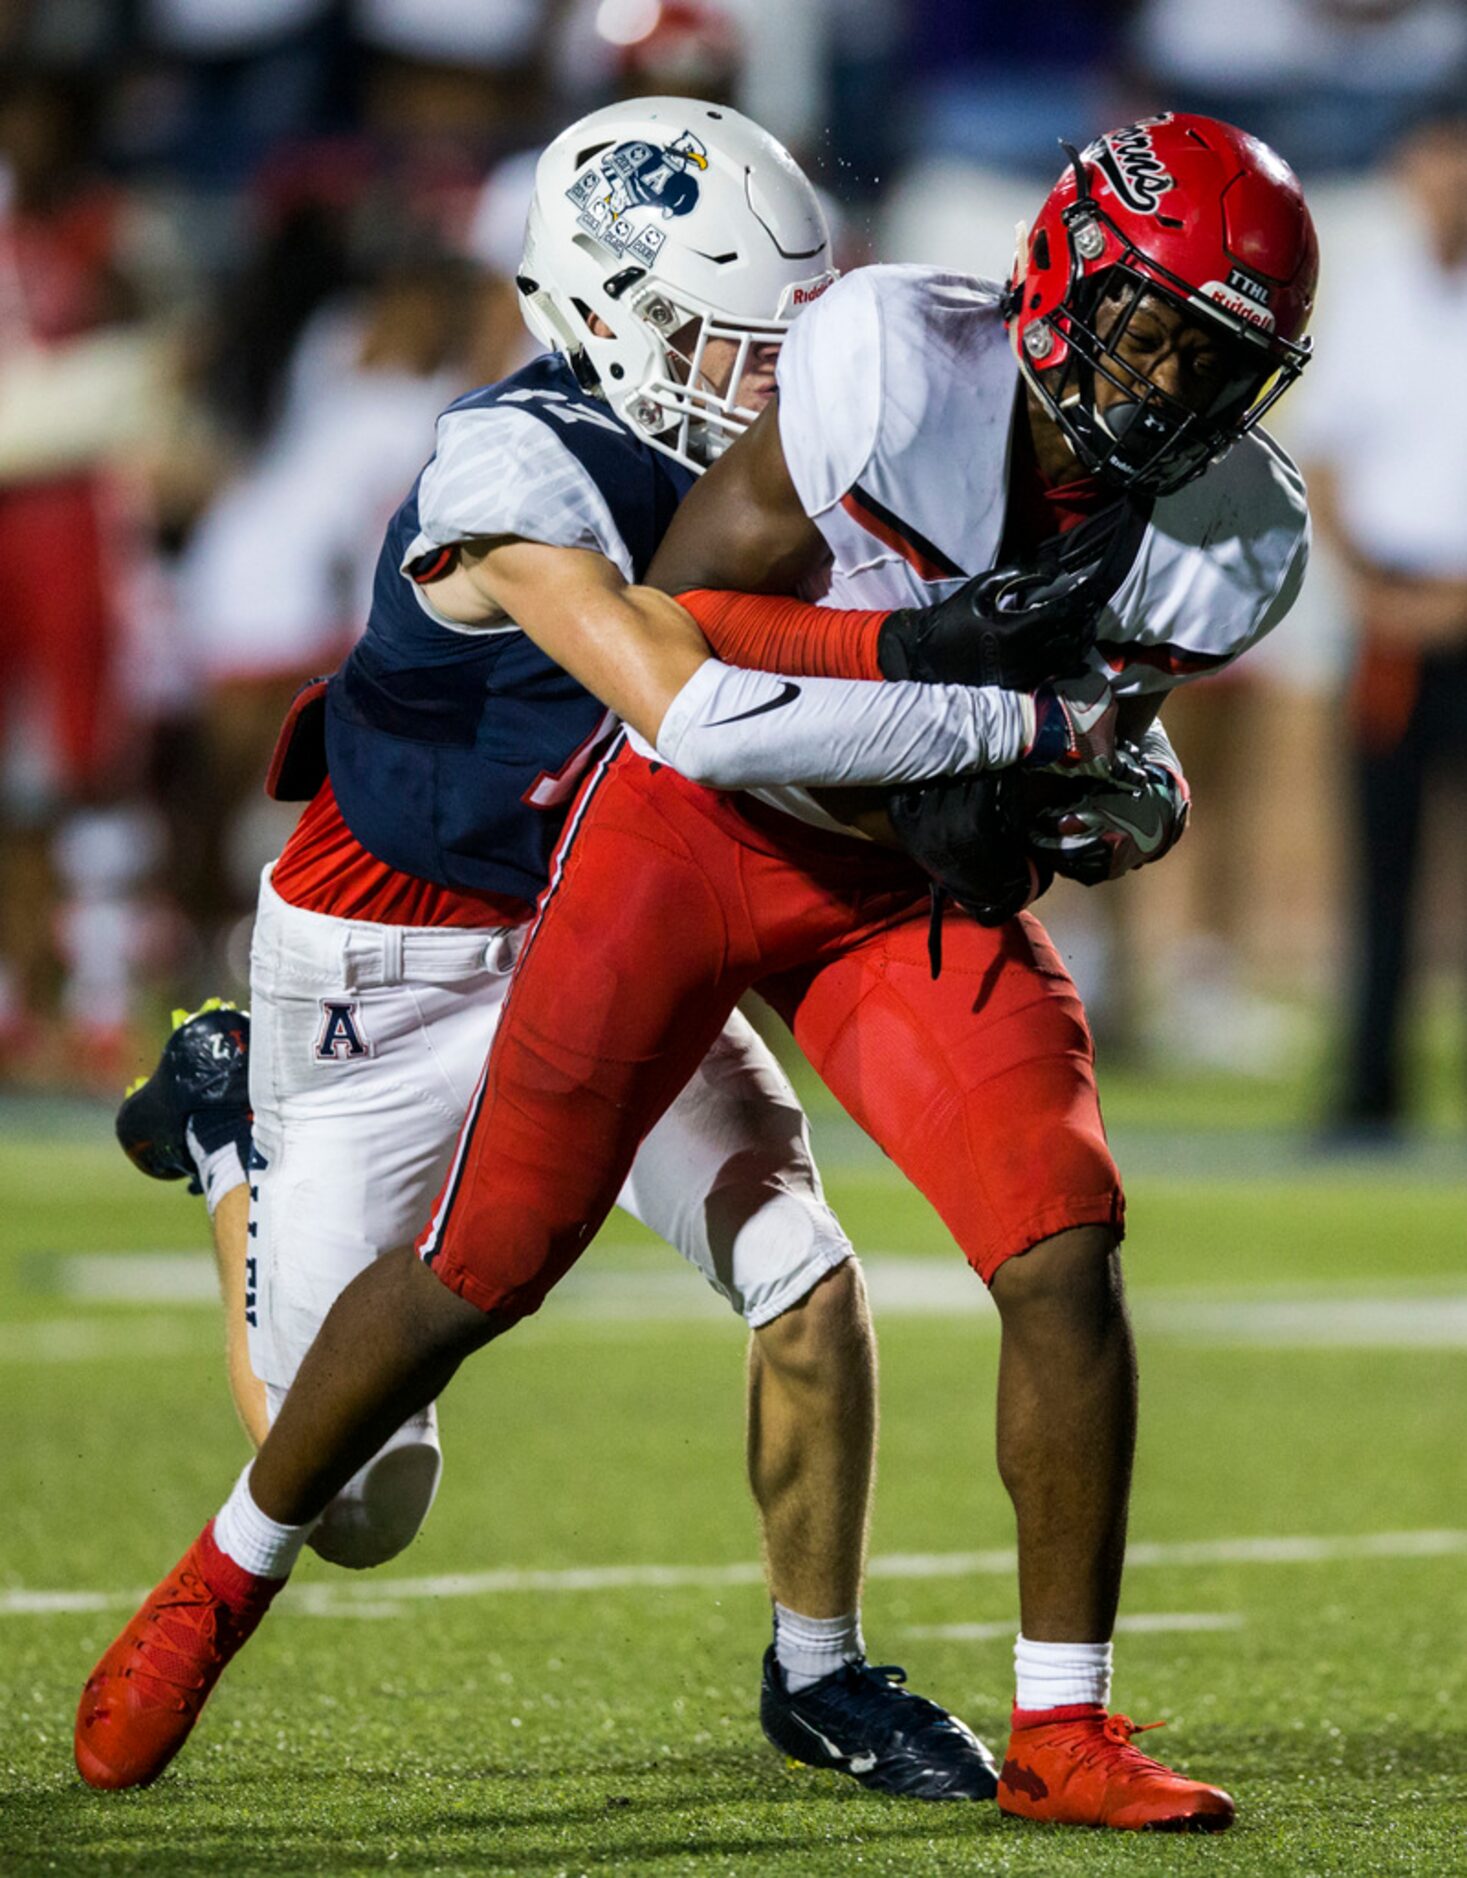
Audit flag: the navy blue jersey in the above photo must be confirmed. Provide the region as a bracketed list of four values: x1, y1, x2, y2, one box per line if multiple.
[325, 354, 694, 904]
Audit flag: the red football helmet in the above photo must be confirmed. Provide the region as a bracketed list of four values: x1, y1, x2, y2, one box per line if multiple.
[1005, 114, 1318, 495]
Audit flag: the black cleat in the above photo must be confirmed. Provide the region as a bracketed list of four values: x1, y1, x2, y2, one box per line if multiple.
[760, 1647, 998, 1800]
[115, 1001, 252, 1192]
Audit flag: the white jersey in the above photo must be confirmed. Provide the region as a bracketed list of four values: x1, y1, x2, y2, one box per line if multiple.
[761, 264, 1311, 832]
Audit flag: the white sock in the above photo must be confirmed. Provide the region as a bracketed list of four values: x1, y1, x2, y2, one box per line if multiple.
[1014, 1634, 1113, 1712]
[773, 1603, 865, 1693]
[185, 1120, 248, 1218]
[213, 1464, 316, 1580]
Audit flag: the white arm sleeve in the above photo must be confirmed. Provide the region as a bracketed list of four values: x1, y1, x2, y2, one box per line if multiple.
[654, 659, 1033, 791]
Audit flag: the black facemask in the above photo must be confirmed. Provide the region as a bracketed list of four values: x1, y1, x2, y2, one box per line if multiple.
[1041, 264, 1278, 495]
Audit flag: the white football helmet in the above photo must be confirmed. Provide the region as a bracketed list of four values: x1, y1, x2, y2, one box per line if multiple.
[519, 97, 836, 469]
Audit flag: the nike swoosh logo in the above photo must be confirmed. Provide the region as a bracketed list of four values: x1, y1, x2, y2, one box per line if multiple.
[707, 680, 802, 727]
[1104, 806, 1165, 855]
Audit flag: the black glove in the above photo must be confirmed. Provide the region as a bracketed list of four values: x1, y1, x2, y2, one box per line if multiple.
[876, 500, 1142, 691]
[887, 771, 1054, 930]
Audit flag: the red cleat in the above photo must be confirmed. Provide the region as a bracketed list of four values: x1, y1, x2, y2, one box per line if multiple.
[997, 1703, 1235, 1832]
[75, 1522, 281, 1790]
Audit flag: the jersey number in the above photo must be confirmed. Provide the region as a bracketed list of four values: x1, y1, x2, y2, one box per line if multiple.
[498, 388, 624, 435]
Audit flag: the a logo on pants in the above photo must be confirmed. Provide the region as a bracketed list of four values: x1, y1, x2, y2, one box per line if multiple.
[315, 1000, 370, 1061]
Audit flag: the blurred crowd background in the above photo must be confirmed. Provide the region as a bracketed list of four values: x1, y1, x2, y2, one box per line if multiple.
[0, 0, 1464, 1141]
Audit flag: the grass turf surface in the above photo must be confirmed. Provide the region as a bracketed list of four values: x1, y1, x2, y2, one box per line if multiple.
[2, 1075, 1464, 1875]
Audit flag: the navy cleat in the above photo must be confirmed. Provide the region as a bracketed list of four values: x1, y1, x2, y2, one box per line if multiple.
[115, 1001, 252, 1194]
[760, 1647, 999, 1800]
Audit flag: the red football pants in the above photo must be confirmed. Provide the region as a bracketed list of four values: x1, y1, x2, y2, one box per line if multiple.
[420, 747, 1123, 1320]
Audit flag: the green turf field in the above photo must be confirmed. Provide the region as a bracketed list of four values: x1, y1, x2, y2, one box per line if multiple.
[2, 1063, 1464, 1876]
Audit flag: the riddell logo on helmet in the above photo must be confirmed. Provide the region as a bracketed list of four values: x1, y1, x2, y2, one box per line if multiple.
[778, 275, 835, 317]
[1087, 117, 1176, 216]
[1200, 279, 1277, 332]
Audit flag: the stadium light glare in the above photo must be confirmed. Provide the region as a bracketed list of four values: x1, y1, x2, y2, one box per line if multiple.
[596, 0, 661, 48]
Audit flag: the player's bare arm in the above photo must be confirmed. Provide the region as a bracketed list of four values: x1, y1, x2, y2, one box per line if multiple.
[424, 536, 709, 744]
[646, 401, 829, 600]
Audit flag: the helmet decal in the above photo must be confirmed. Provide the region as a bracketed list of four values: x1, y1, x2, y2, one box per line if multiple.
[523, 100, 836, 472]
[1085, 117, 1178, 219]
[565, 130, 710, 266]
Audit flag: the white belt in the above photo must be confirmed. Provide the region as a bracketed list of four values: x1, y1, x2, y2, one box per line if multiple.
[257, 867, 524, 990]
[338, 921, 521, 989]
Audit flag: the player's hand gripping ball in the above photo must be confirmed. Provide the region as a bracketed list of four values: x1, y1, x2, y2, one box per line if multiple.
[887, 771, 1053, 927]
[1025, 743, 1191, 885]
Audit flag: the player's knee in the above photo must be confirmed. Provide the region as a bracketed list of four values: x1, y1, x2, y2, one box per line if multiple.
[754, 1258, 871, 1384]
[308, 1436, 443, 1571]
[990, 1226, 1125, 1345]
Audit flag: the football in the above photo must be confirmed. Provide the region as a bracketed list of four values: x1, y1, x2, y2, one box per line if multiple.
[1017, 766, 1104, 820]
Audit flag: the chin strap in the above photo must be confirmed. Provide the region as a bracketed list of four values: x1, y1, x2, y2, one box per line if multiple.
[1000, 221, 1028, 327]
[1060, 139, 1092, 207]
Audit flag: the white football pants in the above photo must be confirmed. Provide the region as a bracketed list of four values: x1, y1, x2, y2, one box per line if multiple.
[246, 867, 852, 1569]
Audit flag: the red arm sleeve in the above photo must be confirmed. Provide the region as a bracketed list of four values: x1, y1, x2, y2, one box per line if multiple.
[677, 589, 889, 682]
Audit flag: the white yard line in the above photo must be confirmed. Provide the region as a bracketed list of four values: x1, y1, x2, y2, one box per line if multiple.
[4, 1529, 1463, 1620]
[903, 1613, 1245, 1642]
[0, 1318, 200, 1363]
[1138, 1294, 1467, 1347]
[52, 1253, 224, 1305]
[16, 1256, 1467, 1354]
